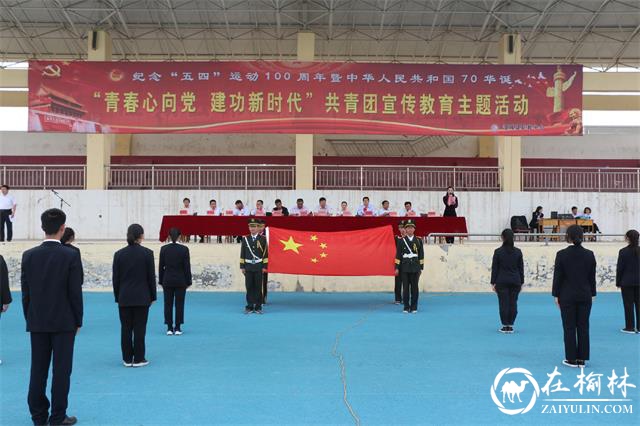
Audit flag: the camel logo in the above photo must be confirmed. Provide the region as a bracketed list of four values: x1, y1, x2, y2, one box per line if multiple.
[490, 367, 540, 415]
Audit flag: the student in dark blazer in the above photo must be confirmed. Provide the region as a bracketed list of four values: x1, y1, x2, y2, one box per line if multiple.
[616, 229, 640, 333]
[113, 224, 156, 368]
[1, 253, 12, 366]
[61, 227, 84, 285]
[442, 186, 458, 243]
[21, 208, 83, 426]
[491, 229, 525, 334]
[159, 227, 192, 335]
[552, 225, 597, 368]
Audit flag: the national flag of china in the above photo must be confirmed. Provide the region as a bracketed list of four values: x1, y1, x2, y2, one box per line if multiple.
[267, 226, 396, 276]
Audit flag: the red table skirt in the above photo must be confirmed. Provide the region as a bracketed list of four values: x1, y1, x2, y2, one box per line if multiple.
[159, 215, 468, 241]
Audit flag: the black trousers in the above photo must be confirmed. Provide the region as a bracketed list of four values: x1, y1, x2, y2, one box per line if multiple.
[245, 269, 263, 308]
[262, 271, 268, 304]
[621, 286, 640, 330]
[401, 271, 420, 310]
[0, 209, 12, 242]
[496, 285, 521, 326]
[28, 331, 76, 425]
[559, 301, 592, 361]
[394, 275, 402, 302]
[118, 306, 149, 363]
[163, 287, 186, 326]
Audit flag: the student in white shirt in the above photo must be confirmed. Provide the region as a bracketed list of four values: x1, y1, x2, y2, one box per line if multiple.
[289, 198, 310, 216]
[402, 201, 418, 217]
[337, 201, 352, 216]
[377, 200, 392, 216]
[356, 196, 374, 216]
[233, 200, 249, 216]
[314, 197, 333, 216]
[251, 200, 267, 216]
[0, 185, 16, 242]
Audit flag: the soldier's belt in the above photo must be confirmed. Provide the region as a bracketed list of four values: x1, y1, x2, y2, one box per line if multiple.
[402, 253, 418, 258]
[244, 258, 263, 264]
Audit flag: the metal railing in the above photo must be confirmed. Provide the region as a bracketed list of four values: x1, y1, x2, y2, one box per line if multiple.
[314, 165, 501, 191]
[107, 164, 295, 189]
[522, 167, 640, 192]
[0, 165, 86, 189]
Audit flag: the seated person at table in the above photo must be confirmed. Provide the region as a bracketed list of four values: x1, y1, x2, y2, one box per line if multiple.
[272, 199, 289, 216]
[529, 206, 544, 232]
[207, 199, 222, 243]
[571, 206, 579, 218]
[251, 200, 267, 216]
[179, 198, 194, 215]
[233, 200, 249, 216]
[357, 196, 374, 216]
[580, 207, 601, 233]
[290, 198, 310, 216]
[402, 201, 418, 217]
[377, 200, 394, 216]
[337, 201, 352, 216]
[314, 197, 333, 216]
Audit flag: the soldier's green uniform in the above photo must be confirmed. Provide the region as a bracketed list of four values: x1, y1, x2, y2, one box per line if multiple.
[240, 218, 268, 314]
[395, 220, 424, 313]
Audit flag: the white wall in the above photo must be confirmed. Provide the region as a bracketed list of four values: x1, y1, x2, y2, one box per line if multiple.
[7, 189, 639, 240]
[1, 131, 638, 159]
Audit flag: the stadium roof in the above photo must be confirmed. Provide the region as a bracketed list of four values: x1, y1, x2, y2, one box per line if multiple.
[1, 0, 639, 68]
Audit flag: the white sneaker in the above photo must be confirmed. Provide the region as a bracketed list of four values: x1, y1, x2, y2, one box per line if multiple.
[123, 361, 133, 367]
[403, 309, 409, 314]
[412, 310, 418, 314]
[166, 330, 174, 336]
[174, 329, 183, 336]
[132, 360, 149, 367]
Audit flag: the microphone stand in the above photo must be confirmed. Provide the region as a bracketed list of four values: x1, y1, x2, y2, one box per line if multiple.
[51, 189, 71, 210]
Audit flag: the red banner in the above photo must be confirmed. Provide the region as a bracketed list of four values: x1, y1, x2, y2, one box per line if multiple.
[28, 61, 583, 135]
[267, 226, 396, 276]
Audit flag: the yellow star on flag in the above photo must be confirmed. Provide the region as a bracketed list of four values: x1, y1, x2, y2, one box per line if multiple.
[280, 236, 303, 254]
[310, 235, 318, 241]
[311, 258, 318, 263]
[319, 243, 327, 249]
[320, 252, 328, 258]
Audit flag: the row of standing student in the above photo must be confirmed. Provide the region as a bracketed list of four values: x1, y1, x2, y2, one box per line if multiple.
[490, 226, 639, 368]
[2, 208, 637, 425]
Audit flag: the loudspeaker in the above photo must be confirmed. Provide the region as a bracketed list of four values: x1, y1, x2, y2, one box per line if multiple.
[91, 31, 98, 50]
[507, 35, 514, 54]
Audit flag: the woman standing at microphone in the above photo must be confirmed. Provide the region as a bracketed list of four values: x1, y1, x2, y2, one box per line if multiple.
[442, 186, 459, 244]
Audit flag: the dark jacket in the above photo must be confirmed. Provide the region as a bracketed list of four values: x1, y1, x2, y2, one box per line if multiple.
[442, 195, 458, 217]
[0, 254, 11, 306]
[529, 211, 544, 229]
[616, 246, 639, 287]
[552, 245, 597, 303]
[240, 234, 268, 272]
[21, 241, 83, 332]
[63, 243, 84, 285]
[272, 206, 289, 216]
[113, 244, 157, 307]
[395, 236, 425, 273]
[491, 246, 525, 286]
[159, 242, 192, 287]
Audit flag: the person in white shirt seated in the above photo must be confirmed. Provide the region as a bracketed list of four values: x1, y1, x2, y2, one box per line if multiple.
[377, 200, 396, 217]
[402, 201, 418, 217]
[356, 196, 374, 216]
[233, 200, 249, 216]
[206, 199, 221, 216]
[337, 201, 353, 216]
[251, 200, 267, 216]
[570, 206, 579, 218]
[314, 197, 333, 216]
[289, 198, 311, 216]
[179, 198, 194, 215]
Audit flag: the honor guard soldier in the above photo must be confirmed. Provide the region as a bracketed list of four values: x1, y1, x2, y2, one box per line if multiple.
[393, 220, 407, 304]
[257, 219, 269, 305]
[240, 218, 268, 314]
[395, 219, 424, 313]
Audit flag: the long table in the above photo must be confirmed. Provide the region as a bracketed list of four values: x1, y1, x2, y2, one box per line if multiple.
[159, 215, 468, 241]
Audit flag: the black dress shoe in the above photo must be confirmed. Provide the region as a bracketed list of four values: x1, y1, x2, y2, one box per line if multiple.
[50, 416, 77, 426]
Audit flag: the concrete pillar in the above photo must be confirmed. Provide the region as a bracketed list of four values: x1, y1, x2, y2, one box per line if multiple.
[86, 30, 113, 189]
[478, 136, 496, 158]
[295, 32, 316, 190]
[497, 34, 522, 191]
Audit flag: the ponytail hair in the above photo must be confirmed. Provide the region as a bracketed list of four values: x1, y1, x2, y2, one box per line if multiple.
[60, 227, 75, 245]
[625, 229, 639, 255]
[168, 227, 181, 243]
[126, 224, 144, 245]
[566, 224, 583, 246]
[501, 228, 515, 249]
